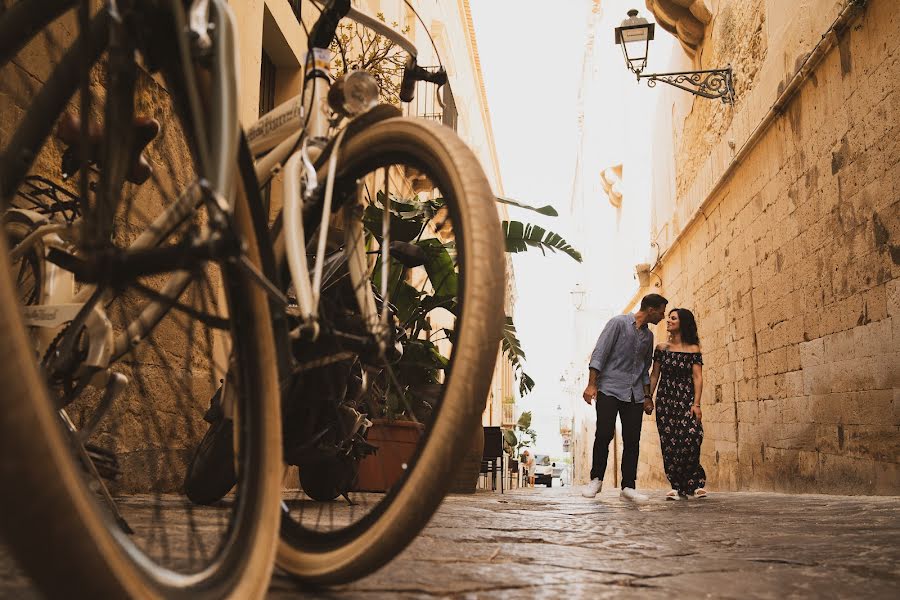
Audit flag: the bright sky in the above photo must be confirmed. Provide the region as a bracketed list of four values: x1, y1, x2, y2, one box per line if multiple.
[470, 1, 592, 454]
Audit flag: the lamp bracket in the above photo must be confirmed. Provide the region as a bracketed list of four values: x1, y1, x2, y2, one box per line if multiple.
[638, 66, 735, 104]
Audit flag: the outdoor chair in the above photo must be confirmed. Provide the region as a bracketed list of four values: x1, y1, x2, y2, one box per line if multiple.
[479, 426, 504, 493]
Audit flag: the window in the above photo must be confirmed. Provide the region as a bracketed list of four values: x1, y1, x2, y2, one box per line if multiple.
[259, 51, 277, 213]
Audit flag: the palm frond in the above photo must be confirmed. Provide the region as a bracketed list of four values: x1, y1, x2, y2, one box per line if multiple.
[495, 196, 559, 216]
[503, 221, 583, 263]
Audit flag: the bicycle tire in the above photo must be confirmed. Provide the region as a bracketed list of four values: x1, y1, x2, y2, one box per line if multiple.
[275, 117, 505, 584]
[0, 2, 282, 597]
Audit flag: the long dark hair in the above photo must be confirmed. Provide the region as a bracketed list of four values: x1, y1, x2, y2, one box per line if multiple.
[671, 308, 700, 346]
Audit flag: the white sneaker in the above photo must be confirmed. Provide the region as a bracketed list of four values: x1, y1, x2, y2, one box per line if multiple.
[581, 478, 602, 498]
[620, 487, 649, 502]
[665, 489, 682, 501]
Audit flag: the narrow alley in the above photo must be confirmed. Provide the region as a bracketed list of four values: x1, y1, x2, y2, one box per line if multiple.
[5, 487, 895, 598]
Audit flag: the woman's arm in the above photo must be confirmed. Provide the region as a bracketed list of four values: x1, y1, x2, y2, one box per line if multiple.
[691, 362, 703, 422]
[650, 348, 662, 398]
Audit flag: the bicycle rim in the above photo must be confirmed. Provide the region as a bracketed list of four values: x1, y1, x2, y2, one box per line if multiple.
[275, 117, 505, 584]
[0, 2, 281, 597]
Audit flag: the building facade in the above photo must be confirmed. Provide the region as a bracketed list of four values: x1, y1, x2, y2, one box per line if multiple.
[624, 0, 899, 494]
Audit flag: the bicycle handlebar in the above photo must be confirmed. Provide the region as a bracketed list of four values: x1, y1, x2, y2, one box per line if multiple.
[308, 0, 351, 49]
[400, 56, 448, 103]
[308, 1, 444, 104]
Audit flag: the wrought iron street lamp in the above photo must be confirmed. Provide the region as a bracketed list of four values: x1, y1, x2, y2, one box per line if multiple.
[615, 9, 735, 104]
[570, 282, 586, 311]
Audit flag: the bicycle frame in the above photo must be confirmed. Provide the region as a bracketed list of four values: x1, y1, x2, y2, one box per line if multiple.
[10, 0, 242, 380]
[245, 1, 422, 343]
[10, 0, 418, 388]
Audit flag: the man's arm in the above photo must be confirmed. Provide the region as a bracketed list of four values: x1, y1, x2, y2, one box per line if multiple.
[641, 338, 655, 414]
[583, 367, 600, 405]
[584, 319, 620, 405]
[589, 318, 619, 374]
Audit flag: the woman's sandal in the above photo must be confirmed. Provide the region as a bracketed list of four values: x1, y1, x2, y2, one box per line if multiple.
[665, 489, 681, 500]
[694, 488, 708, 499]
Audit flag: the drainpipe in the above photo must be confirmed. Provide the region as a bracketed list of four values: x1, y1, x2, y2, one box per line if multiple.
[654, 0, 868, 263]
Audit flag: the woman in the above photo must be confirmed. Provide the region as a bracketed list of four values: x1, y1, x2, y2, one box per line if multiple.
[649, 308, 707, 500]
[521, 450, 535, 487]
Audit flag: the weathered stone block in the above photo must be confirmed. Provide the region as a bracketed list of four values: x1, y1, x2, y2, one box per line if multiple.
[886, 278, 900, 318]
[872, 352, 900, 390]
[853, 318, 893, 358]
[874, 460, 900, 494]
[799, 337, 826, 368]
[802, 364, 831, 396]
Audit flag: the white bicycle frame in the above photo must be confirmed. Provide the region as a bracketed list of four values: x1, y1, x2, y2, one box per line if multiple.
[246, 1, 421, 344]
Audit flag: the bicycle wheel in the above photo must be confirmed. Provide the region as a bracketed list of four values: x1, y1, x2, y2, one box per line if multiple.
[0, 2, 282, 598]
[275, 116, 505, 584]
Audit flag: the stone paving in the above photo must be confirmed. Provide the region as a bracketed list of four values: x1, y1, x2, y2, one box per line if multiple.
[2, 486, 898, 598]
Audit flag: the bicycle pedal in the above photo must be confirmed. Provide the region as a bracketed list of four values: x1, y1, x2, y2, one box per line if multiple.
[56, 112, 160, 185]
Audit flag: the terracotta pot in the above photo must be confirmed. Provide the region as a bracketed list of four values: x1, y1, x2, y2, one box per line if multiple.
[355, 419, 425, 492]
[449, 418, 483, 493]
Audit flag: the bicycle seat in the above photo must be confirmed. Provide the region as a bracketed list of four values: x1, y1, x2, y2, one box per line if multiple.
[56, 112, 160, 185]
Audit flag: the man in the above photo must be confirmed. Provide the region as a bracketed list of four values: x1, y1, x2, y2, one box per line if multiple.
[581, 293, 667, 502]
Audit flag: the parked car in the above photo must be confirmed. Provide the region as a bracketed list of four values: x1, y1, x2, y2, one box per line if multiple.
[532, 454, 553, 487]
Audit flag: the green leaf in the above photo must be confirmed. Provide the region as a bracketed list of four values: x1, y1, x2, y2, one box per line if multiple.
[390, 279, 426, 325]
[363, 204, 422, 242]
[502, 316, 527, 366]
[502, 221, 583, 263]
[517, 410, 532, 429]
[503, 429, 518, 447]
[417, 238, 458, 298]
[495, 196, 559, 216]
[519, 372, 535, 397]
[502, 316, 536, 397]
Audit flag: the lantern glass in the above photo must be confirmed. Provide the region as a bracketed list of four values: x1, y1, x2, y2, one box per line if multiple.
[615, 10, 655, 74]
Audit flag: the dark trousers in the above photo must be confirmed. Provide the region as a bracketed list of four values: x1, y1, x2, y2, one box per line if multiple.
[590, 392, 644, 489]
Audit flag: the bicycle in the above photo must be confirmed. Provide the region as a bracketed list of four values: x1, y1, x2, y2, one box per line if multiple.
[0, 0, 506, 593]
[0, 1, 283, 597]
[181, 0, 506, 585]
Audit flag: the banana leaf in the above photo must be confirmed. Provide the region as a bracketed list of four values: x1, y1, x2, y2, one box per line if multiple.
[417, 238, 458, 298]
[502, 221, 583, 263]
[363, 204, 423, 242]
[495, 196, 558, 216]
[502, 316, 536, 396]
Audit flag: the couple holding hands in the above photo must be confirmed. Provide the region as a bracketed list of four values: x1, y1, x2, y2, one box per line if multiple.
[581, 293, 707, 502]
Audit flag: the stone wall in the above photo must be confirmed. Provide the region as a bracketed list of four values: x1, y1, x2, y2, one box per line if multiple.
[635, 0, 899, 494]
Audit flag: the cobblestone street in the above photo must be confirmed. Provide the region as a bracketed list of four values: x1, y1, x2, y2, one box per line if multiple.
[3, 486, 897, 598]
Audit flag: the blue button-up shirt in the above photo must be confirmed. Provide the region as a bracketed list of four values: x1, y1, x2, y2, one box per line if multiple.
[589, 313, 654, 403]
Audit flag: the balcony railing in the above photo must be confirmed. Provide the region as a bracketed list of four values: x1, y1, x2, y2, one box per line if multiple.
[283, 5, 457, 131]
[501, 403, 517, 428]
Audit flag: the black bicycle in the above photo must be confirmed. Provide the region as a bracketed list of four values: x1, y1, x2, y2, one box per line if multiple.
[0, 1, 282, 597]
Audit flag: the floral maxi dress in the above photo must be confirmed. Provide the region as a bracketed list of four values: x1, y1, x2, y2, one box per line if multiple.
[654, 349, 706, 495]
